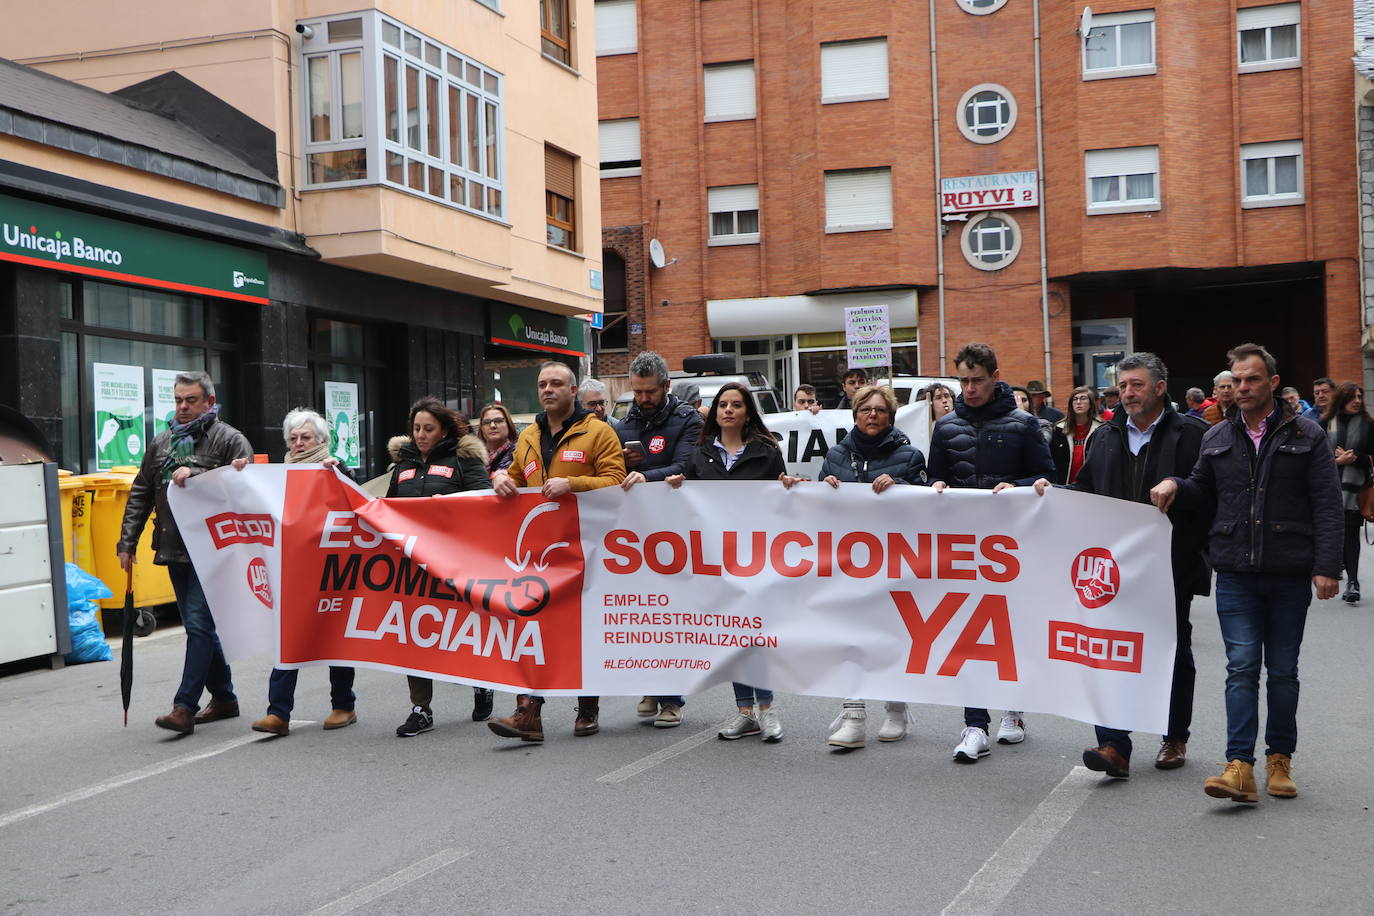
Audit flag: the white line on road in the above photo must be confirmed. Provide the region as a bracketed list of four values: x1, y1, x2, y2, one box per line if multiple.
[0, 724, 313, 831]
[596, 723, 723, 784]
[940, 765, 1100, 916]
[308, 848, 471, 916]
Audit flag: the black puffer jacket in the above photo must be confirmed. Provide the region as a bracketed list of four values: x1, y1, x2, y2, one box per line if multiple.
[1173, 402, 1342, 578]
[821, 426, 928, 485]
[683, 437, 786, 481]
[927, 382, 1055, 488]
[618, 394, 705, 481]
[386, 435, 491, 497]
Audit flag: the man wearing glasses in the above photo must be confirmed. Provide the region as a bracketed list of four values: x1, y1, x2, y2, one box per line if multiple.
[579, 377, 613, 426]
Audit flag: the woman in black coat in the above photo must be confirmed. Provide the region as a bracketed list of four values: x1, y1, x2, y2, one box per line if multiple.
[1324, 382, 1374, 603]
[387, 397, 495, 736]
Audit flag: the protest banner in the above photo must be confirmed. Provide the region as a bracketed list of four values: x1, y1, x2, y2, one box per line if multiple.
[764, 402, 931, 479]
[171, 467, 1176, 733]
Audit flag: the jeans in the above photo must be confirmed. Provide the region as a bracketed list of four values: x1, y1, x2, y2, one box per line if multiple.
[1095, 589, 1196, 759]
[656, 695, 686, 707]
[267, 666, 355, 722]
[732, 683, 773, 707]
[1214, 572, 1312, 764]
[167, 562, 234, 713]
[1343, 509, 1362, 584]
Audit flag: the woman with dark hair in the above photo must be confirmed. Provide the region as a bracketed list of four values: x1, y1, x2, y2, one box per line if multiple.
[1323, 382, 1373, 603]
[921, 383, 956, 440]
[1050, 385, 1104, 484]
[387, 396, 496, 734]
[656, 381, 788, 742]
[477, 402, 518, 476]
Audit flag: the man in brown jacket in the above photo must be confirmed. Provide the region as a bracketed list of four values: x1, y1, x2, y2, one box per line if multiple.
[118, 371, 252, 734]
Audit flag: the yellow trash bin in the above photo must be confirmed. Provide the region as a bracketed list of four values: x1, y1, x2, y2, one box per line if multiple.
[85, 469, 176, 614]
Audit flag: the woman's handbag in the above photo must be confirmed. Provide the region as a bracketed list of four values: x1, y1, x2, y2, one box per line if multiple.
[1359, 456, 1374, 523]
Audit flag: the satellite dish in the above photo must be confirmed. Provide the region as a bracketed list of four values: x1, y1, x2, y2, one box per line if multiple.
[648, 238, 677, 269]
[1079, 6, 1093, 37]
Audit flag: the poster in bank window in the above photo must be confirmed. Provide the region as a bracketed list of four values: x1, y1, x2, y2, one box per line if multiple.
[92, 362, 145, 470]
[150, 369, 186, 440]
[324, 381, 360, 468]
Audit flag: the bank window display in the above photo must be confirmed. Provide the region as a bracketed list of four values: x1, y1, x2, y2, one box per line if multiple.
[1084, 145, 1160, 214]
[309, 317, 386, 477]
[298, 11, 506, 220]
[59, 280, 238, 473]
[1237, 3, 1300, 73]
[956, 84, 1016, 143]
[1240, 140, 1303, 207]
[960, 211, 1021, 271]
[1082, 10, 1155, 79]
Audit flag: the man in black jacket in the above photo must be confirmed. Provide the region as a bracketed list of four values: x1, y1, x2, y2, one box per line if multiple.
[928, 342, 1056, 763]
[1032, 352, 1209, 777]
[617, 351, 704, 727]
[1152, 342, 1341, 803]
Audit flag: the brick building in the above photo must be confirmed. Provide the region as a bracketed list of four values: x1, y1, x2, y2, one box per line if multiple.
[593, 0, 1360, 406]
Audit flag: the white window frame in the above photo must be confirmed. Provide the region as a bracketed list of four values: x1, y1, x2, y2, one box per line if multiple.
[955, 0, 1010, 14]
[1084, 146, 1161, 214]
[708, 184, 760, 246]
[960, 211, 1021, 271]
[599, 118, 641, 178]
[595, 0, 637, 57]
[704, 61, 757, 122]
[297, 11, 507, 222]
[1081, 9, 1156, 80]
[1240, 140, 1304, 208]
[820, 38, 889, 104]
[824, 167, 893, 234]
[1237, 3, 1301, 74]
[956, 83, 1017, 144]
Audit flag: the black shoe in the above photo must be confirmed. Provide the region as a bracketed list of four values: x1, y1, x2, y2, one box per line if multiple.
[396, 705, 434, 737]
[472, 688, 494, 721]
[1345, 580, 1360, 604]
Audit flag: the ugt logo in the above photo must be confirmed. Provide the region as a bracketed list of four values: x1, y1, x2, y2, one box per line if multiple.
[246, 557, 273, 608]
[1071, 547, 1119, 609]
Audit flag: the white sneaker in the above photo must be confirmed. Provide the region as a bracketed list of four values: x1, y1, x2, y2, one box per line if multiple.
[878, 701, 910, 742]
[717, 711, 760, 740]
[953, 726, 990, 763]
[827, 703, 866, 748]
[759, 706, 783, 743]
[996, 712, 1026, 745]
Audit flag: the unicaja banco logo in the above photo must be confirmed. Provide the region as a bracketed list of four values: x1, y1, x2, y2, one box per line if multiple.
[1071, 547, 1119, 609]
[3, 222, 122, 265]
[232, 270, 266, 289]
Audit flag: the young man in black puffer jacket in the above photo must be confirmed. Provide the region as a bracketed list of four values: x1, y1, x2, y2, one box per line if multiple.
[927, 342, 1056, 764]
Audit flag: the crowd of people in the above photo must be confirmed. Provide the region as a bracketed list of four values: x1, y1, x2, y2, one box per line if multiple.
[116, 337, 1351, 804]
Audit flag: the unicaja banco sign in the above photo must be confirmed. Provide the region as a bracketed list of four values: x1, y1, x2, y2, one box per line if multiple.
[0, 193, 270, 304]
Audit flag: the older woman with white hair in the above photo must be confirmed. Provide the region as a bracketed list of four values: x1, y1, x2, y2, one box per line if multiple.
[232, 407, 358, 736]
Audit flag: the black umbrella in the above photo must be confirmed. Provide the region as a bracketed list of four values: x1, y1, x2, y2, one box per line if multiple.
[120, 565, 134, 726]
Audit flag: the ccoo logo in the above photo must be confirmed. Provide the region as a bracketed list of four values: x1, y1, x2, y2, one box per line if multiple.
[246, 557, 273, 608]
[1071, 547, 1119, 609]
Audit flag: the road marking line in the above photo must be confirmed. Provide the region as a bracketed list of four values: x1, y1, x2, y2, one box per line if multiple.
[0, 724, 314, 831]
[596, 723, 723, 784]
[308, 848, 471, 916]
[941, 765, 1099, 916]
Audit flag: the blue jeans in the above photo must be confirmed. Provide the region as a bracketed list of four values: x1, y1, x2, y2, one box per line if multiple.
[656, 695, 685, 707]
[167, 562, 234, 713]
[266, 667, 356, 722]
[1214, 572, 1311, 764]
[1095, 589, 1196, 759]
[732, 683, 773, 707]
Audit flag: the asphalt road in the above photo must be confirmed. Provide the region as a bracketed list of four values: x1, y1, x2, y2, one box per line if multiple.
[3, 560, 1372, 915]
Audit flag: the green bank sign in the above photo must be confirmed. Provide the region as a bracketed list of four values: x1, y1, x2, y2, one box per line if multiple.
[0, 193, 270, 303]
[489, 302, 586, 357]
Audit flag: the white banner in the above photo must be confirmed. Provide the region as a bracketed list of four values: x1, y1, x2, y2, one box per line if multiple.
[171, 468, 1176, 733]
[765, 403, 931, 479]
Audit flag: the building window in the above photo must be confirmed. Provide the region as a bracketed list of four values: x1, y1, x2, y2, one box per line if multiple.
[599, 118, 641, 177]
[298, 12, 505, 219]
[820, 38, 889, 104]
[1241, 140, 1303, 207]
[955, 0, 1010, 14]
[599, 250, 629, 350]
[540, 0, 572, 65]
[704, 61, 756, 122]
[596, 0, 637, 56]
[1237, 3, 1300, 73]
[708, 185, 760, 245]
[824, 167, 893, 233]
[956, 84, 1017, 144]
[960, 211, 1021, 271]
[1085, 146, 1160, 214]
[545, 145, 577, 251]
[1082, 10, 1155, 79]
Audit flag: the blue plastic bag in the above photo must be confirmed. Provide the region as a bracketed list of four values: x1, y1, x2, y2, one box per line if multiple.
[64, 563, 113, 664]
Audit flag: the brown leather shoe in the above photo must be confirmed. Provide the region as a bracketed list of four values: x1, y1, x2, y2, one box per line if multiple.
[323, 709, 358, 730]
[193, 698, 240, 725]
[1204, 759, 1258, 803]
[1155, 739, 1187, 769]
[489, 696, 544, 742]
[574, 697, 600, 736]
[251, 714, 289, 736]
[1082, 745, 1130, 778]
[1265, 753, 1297, 798]
[155, 705, 194, 734]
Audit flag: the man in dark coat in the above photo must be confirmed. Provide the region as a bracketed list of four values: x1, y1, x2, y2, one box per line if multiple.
[1033, 352, 1210, 777]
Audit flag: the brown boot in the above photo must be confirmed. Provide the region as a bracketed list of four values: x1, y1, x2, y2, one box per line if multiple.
[1204, 759, 1258, 803]
[193, 698, 240, 725]
[488, 695, 544, 742]
[1265, 753, 1297, 798]
[251, 714, 289, 736]
[155, 705, 194, 734]
[574, 697, 600, 736]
